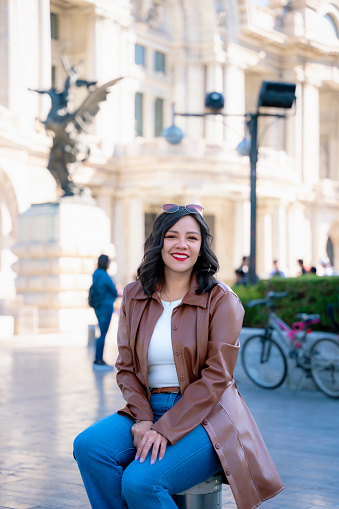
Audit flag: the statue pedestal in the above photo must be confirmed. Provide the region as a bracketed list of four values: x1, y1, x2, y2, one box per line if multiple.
[12, 197, 115, 333]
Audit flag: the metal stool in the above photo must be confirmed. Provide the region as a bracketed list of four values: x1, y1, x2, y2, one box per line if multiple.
[172, 473, 222, 509]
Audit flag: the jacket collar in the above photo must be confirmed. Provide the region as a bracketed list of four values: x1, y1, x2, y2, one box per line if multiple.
[132, 273, 210, 308]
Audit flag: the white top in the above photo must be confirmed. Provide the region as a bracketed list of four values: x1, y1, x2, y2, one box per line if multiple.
[147, 299, 181, 388]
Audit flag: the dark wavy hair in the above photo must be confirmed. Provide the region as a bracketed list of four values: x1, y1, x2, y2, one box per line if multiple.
[137, 207, 219, 296]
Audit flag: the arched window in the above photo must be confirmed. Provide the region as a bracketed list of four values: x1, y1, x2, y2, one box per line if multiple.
[324, 14, 339, 39]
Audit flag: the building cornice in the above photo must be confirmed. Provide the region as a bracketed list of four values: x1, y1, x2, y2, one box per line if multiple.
[81, 1, 132, 27]
[241, 25, 288, 46]
[284, 37, 339, 57]
[240, 27, 339, 60]
[236, 0, 339, 59]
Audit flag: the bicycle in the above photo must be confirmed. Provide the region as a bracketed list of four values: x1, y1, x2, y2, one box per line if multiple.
[241, 292, 339, 398]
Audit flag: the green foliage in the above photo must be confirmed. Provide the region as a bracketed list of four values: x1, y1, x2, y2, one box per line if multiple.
[232, 276, 339, 332]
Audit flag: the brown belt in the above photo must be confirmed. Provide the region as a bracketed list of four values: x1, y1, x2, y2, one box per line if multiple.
[150, 386, 180, 394]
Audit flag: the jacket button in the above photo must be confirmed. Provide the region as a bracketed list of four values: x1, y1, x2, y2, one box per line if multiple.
[180, 375, 185, 381]
[226, 469, 231, 476]
[203, 419, 208, 425]
[172, 325, 178, 330]
[215, 443, 220, 449]
[175, 350, 180, 356]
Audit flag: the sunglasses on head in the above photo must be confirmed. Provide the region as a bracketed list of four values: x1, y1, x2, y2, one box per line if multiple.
[161, 204, 204, 216]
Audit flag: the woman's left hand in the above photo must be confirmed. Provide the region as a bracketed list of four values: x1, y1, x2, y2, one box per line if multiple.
[136, 429, 168, 465]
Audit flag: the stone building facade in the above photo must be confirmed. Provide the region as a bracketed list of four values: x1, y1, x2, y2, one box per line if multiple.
[0, 0, 339, 331]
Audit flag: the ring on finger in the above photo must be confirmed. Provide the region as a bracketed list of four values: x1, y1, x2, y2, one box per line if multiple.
[147, 440, 153, 444]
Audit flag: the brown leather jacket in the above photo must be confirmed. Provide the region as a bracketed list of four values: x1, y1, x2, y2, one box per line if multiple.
[116, 275, 284, 509]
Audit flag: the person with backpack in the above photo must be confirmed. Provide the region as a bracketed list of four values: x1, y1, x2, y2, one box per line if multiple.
[91, 254, 118, 370]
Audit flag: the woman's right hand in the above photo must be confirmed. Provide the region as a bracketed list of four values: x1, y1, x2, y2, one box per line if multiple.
[131, 420, 153, 450]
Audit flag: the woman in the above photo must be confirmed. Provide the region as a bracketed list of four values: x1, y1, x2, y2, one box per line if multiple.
[74, 204, 284, 509]
[92, 254, 118, 369]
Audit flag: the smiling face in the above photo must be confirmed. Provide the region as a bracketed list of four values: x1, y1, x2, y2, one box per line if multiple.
[161, 215, 202, 278]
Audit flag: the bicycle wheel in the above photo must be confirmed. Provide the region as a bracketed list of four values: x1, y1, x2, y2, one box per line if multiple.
[241, 334, 287, 389]
[310, 338, 339, 398]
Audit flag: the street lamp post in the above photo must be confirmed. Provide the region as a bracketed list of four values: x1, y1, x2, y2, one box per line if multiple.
[249, 113, 258, 286]
[162, 82, 296, 284]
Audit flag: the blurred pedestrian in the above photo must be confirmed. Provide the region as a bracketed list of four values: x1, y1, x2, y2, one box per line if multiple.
[92, 254, 118, 370]
[310, 266, 317, 275]
[319, 257, 336, 276]
[237, 255, 249, 275]
[234, 268, 247, 286]
[235, 255, 249, 285]
[297, 259, 308, 276]
[269, 260, 286, 278]
[74, 204, 283, 509]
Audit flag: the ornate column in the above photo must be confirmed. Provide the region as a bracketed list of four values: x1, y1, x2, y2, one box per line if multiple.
[282, 70, 298, 164]
[85, 5, 133, 146]
[119, 25, 136, 144]
[290, 79, 303, 181]
[307, 205, 333, 269]
[186, 62, 205, 139]
[224, 62, 245, 148]
[112, 196, 126, 284]
[302, 80, 320, 188]
[233, 199, 250, 269]
[272, 203, 288, 272]
[37, 0, 52, 120]
[6, 0, 48, 128]
[257, 204, 273, 279]
[287, 203, 311, 275]
[172, 51, 186, 114]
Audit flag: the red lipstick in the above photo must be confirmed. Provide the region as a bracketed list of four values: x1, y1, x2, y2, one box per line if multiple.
[171, 253, 189, 261]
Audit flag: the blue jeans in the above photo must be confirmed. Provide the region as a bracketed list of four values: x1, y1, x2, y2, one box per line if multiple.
[73, 393, 221, 509]
[94, 302, 113, 361]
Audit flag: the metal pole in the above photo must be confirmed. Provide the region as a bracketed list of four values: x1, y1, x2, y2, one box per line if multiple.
[249, 113, 258, 285]
[165, 105, 291, 287]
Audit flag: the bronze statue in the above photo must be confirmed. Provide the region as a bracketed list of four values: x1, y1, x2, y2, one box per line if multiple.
[30, 53, 122, 196]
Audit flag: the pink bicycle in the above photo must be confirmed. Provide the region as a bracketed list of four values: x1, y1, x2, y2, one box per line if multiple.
[241, 292, 339, 398]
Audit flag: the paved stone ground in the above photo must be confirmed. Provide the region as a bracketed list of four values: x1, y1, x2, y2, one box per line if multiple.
[1, 322, 338, 509]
